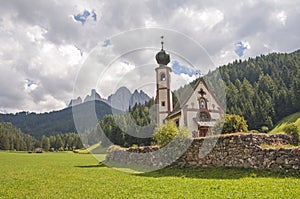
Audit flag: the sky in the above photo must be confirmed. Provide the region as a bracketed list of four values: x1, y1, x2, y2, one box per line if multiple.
[0, 0, 299, 113]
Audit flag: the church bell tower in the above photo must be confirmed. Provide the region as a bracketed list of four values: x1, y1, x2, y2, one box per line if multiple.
[155, 36, 172, 127]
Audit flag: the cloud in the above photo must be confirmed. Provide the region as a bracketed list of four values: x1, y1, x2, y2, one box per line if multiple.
[234, 41, 251, 57]
[275, 11, 287, 26]
[176, 7, 224, 31]
[24, 79, 38, 92]
[0, 0, 299, 113]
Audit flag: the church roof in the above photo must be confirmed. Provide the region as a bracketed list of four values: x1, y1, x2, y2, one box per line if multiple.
[167, 77, 224, 118]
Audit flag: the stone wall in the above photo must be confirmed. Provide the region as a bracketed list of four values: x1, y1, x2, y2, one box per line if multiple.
[105, 133, 300, 170]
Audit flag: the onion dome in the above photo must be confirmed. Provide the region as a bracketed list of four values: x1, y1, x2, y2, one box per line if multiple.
[155, 36, 170, 65]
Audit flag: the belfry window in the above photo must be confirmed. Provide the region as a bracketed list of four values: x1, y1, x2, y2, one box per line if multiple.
[160, 73, 166, 81]
[199, 98, 207, 109]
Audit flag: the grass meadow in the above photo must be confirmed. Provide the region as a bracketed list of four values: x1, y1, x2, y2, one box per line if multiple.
[271, 112, 300, 133]
[0, 151, 299, 199]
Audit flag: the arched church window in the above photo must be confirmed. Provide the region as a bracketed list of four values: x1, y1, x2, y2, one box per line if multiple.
[199, 98, 207, 109]
[160, 73, 166, 81]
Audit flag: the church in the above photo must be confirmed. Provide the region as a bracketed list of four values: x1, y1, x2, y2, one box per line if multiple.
[154, 40, 224, 137]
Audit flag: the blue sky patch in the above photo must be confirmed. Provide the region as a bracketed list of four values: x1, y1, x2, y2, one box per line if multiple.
[102, 39, 111, 47]
[171, 61, 199, 77]
[91, 11, 97, 21]
[73, 10, 97, 25]
[234, 41, 250, 57]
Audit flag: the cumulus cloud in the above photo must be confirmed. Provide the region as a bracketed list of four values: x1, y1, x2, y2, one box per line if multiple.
[275, 11, 287, 26]
[24, 79, 38, 92]
[0, 0, 299, 113]
[176, 7, 224, 31]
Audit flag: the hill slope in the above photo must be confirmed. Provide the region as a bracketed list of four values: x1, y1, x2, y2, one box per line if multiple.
[211, 49, 300, 130]
[0, 101, 119, 138]
[270, 112, 300, 133]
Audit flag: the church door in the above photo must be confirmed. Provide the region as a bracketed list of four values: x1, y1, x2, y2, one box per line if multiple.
[199, 128, 208, 137]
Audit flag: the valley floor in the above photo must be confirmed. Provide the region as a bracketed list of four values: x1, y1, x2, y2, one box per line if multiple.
[0, 151, 299, 199]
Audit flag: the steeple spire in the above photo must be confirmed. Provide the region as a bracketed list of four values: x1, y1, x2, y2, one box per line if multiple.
[161, 35, 164, 50]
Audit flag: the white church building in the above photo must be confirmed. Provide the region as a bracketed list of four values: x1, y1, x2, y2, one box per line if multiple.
[154, 40, 224, 137]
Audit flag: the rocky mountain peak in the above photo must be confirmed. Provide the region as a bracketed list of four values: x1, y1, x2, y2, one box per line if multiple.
[68, 87, 151, 111]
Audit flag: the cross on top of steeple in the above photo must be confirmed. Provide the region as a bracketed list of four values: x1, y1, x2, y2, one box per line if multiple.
[161, 35, 164, 50]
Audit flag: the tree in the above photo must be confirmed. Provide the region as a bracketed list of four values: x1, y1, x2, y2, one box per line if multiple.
[55, 135, 64, 150]
[0, 134, 10, 150]
[214, 114, 248, 134]
[41, 136, 50, 151]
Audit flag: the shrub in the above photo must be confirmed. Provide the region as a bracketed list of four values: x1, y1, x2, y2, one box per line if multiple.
[260, 126, 269, 133]
[153, 121, 178, 147]
[213, 114, 248, 134]
[153, 121, 191, 147]
[283, 123, 299, 145]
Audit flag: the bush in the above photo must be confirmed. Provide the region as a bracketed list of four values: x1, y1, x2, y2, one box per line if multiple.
[260, 126, 269, 133]
[213, 114, 248, 134]
[283, 124, 299, 145]
[153, 121, 191, 147]
[153, 121, 178, 147]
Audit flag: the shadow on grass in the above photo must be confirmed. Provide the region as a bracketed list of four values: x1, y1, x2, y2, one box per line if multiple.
[75, 159, 300, 179]
[135, 166, 300, 179]
[75, 162, 108, 168]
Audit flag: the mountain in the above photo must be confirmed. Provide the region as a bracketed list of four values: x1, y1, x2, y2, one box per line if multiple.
[68, 89, 107, 107]
[107, 87, 132, 111]
[129, 90, 151, 107]
[0, 100, 119, 138]
[69, 87, 151, 111]
[84, 89, 103, 102]
[68, 97, 82, 107]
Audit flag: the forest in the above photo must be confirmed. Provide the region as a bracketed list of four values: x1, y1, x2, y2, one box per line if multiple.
[219, 49, 300, 130]
[0, 122, 83, 151]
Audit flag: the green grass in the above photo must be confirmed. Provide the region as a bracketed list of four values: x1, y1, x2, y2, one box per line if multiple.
[0, 151, 299, 199]
[271, 112, 300, 133]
